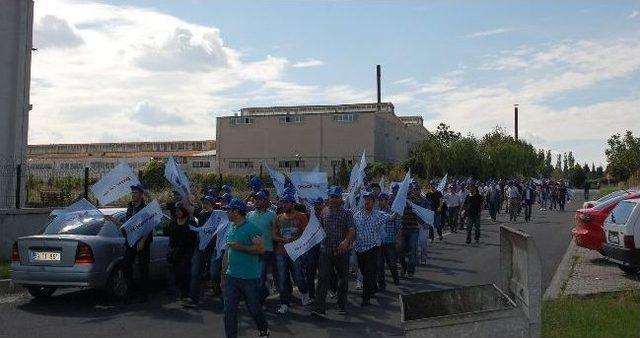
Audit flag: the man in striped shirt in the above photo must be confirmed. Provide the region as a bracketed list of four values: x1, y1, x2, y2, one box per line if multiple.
[399, 183, 427, 279]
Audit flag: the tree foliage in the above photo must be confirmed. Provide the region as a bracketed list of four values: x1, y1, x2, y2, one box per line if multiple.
[605, 131, 640, 182]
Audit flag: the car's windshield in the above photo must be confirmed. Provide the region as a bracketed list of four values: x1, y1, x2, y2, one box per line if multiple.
[595, 190, 629, 204]
[609, 201, 637, 225]
[43, 210, 106, 235]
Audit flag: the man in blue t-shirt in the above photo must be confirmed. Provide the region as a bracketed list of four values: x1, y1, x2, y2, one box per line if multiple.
[222, 199, 269, 338]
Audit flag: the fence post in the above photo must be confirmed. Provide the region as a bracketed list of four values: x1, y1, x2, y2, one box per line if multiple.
[83, 167, 89, 199]
[15, 164, 21, 209]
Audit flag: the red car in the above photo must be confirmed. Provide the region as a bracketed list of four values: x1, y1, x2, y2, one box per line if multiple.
[572, 191, 640, 253]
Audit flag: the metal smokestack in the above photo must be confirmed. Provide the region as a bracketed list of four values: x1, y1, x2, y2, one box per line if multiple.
[514, 103, 519, 140]
[376, 65, 381, 106]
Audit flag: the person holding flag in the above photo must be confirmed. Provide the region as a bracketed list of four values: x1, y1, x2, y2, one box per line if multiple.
[247, 190, 277, 305]
[399, 184, 426, 279]
[376, 193, 400, 290]
[425, 181, 444, 242]
[221, 199, 269, 338]
[312, 186, 355, 317]
[104, 183, 152, 303]
[273, 194, 310, 314]
[185, 195, 217, 308]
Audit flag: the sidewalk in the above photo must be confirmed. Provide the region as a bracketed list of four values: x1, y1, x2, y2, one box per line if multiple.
[558, 244, 640, 297]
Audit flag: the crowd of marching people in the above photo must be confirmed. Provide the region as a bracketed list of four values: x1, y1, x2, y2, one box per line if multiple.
[117, 173, 573, 338]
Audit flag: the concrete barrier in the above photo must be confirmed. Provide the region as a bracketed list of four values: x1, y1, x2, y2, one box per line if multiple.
[0, 208, 53, 261]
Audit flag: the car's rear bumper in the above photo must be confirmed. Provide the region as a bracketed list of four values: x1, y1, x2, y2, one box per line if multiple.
[603, 244, 640, 267]
[572, 227, 604, 252]
[10, 264, 108, 288]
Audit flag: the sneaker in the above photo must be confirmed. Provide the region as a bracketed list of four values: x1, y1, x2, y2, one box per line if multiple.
[259, 328, 270, 337]
[311, 310, 326, 318]
[276, 304, 289, 314]
[355, 281, 363, 290]
[301, 293, 311, 306]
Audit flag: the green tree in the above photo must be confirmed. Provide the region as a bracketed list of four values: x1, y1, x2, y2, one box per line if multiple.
[569, 165, 587, 188]
[605, 131, 640, 182]
[140, 159, 168, 191]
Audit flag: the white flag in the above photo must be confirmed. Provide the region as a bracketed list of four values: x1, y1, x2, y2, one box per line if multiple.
[266, 164, 287, 198]
[189, 210, 229, 251]
[437, 173, 448, 193]
[409, 201, 435, 227]
[45, 198, 104, 234]
[288, 171, 328, 200]
[284, 208, 326, 262]
[91, 162, 141, 205]
[121, 199, 163, 247]
[216, 221, 231, 258]
[391, 170, 411, 216]
[165, 156, 191, 197]
[346, 163, 361, 208]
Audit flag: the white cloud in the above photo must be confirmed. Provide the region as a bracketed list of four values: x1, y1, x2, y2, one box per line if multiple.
[34, 15, 84, 49]
[464, 28, 512, 38]
[629, 10, 639, 18]
[292, 58, 325, 68]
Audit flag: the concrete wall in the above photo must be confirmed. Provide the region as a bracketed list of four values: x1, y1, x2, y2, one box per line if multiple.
[0, 0, 33, 209]
[0, 208, 53, 261]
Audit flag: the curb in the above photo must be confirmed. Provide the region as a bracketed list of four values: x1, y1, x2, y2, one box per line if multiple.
[0, 279, 22, 295]
[543, 238, 577, 300]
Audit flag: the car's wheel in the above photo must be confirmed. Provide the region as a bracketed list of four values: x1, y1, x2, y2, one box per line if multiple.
[106, 265, 129, 300]
[617, 264, 640, 275]
[27, 286, 56, 299]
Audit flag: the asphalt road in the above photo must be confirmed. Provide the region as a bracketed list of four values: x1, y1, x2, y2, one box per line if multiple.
[0, 198, 579, 338]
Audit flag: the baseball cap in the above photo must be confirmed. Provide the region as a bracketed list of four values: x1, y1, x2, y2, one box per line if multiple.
[223, 199, 247, 212]
[362, 190, 376, 199]
[130, 183, 144, 192]
[379, 192, 390, 200]
[254, 191, 269, 200]
[221, 184, 232, 193]
[220, 193, 233, 203]
[201, 195, 215, 203]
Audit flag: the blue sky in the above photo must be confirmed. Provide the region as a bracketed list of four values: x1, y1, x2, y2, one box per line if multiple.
[29, 0, 640, 167]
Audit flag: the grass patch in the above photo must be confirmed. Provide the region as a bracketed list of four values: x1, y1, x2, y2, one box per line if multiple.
[0, 261, 9, 280]
[543, 290, 640, 338]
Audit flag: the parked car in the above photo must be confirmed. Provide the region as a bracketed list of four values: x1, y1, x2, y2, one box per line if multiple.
[10, 208, 172, 299]
[582, 189, 636, 209]
[602, 199, 640, 274]
[572, 191, 640, 253]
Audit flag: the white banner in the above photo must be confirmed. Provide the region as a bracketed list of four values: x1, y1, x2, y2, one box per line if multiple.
[45, 198, 104, 234]
[121, 199, 163, 247]
[437, 173, 448, 193]
[165, 156, 191, 197]
[409, 201, 435, 227]
[346, 163, 361, 208]
[284, 208, 326, 262]
[288, 171, 328, 201]
[216, 221, 231, 258]
[189, 210, 229, 251]
[391, 170, 411, 216]
[90, 162, 141, 205]
[266, 164, 287, 198]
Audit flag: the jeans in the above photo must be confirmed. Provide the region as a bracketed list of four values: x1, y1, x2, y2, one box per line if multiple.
[429, 211, 442, 240]
[377, 243, 399, 288]
[210, 250, 225, 294]
[223, 276, 268, 338]
[509, 198, 520, 221]
[447, 206, 460, 231]
[418, 227, 429, 260]
[488, 201, 498, 221]
[190, 248, 212, 301]
[466, 215, 481, 243]
[314, 252, 349, 313]
[356, 246, 379, 301]
[524, 202, 533, 222]
[275, 253, 307, 306]
[259, 251, 276, 303]
[304, 245, 320, 298]
[123, 246, 150, 299]
[400, 229, 419, 275]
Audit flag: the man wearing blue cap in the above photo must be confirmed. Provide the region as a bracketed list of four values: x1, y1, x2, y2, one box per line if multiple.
[247, 190, 277, 305]
[312, 186, 355, 317]
[104, 183, 151, 303]
[221, 199, 269, 338]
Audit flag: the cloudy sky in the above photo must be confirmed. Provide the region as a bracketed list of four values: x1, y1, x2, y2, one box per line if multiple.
[30, 0, 640, 166]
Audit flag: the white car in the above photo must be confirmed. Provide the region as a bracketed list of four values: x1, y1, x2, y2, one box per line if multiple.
[602, 198, 640, 274]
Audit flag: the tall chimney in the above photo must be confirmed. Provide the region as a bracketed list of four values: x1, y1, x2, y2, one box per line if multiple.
[376, 65, 381, 106]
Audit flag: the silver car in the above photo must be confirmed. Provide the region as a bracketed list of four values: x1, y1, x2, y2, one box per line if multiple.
[10, 208, 172, 299]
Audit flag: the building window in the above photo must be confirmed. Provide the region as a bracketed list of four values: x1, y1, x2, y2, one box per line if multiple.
[279, 115, 304, 124]
[193, 161, 211, 168]
[231, 117, 255, 125]
[332, 113, 355, 122]
[229, 161, 253, 169]
[278, 160, 305, 168]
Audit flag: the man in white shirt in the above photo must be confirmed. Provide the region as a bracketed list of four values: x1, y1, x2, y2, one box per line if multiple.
[444, 185, 462, 233]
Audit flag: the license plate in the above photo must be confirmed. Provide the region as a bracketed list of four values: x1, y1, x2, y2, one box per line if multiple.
[31, 251, 61, 262]
[608, 231, 620, 244]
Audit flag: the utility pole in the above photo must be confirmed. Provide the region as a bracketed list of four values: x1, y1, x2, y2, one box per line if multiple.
[514, 103, 519, 140]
